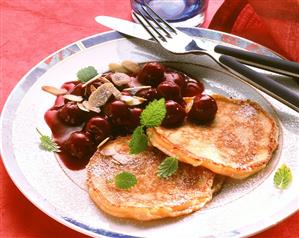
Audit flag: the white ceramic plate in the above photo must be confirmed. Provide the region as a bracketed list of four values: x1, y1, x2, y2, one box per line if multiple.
[1, 28, 298, 238]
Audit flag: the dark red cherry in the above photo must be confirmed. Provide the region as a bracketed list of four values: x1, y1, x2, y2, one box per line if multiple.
[53, 95, 65, 108]
[135, 88, 159, 101]
[61, 81, 79, 91]
[157, 80, 181, 101]
[69, 83, 84, 96]
[162, 100, 186, 128]
[182, 80, 204, 97]
[188, 94, 217, 124]
[137, 62, 165, 86]
[85, 116, 111, 144]
[130, 107, 142, 128]
[165, 72, 187, 90]
[106, 100, 131, 126]
[57, 102, 88, 126]
[63, 131, 95, 160]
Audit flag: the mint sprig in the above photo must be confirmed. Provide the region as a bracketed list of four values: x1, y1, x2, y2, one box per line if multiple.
[129, 98, 166, 154]
[157, 157, 178, 178]
[129, 126, 148, 154]
[140, 98, 166, 127]
[36, 128, 60, 152]
[273, 164, 292, 190]
[77, 66, 98, 83]
[115, 171, 137, 189]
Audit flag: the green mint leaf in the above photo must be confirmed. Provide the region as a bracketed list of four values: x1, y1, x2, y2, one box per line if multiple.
[274, 164, 292, 190]
[140, 98, 166, 127]
[129, 126, 148, 154]
[36, 128, 61, 152]
[157, 157, 178, 178]
[77, 66, 98, 83]
[115, 171, 137, 189]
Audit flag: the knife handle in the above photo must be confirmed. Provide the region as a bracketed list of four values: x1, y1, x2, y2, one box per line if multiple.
[215, 45, 299, 78]
[218, 55, 299, 112]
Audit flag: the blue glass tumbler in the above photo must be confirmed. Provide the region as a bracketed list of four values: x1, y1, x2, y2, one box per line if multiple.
[131, 0, 209, 27]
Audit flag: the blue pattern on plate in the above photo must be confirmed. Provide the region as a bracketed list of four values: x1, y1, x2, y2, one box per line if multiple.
[64, 217, 140, 238]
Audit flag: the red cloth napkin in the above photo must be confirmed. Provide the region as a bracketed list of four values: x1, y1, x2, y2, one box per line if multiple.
[209, 0, 299, 62]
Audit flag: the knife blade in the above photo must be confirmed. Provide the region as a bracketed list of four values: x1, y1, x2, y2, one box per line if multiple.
[95, 16, 151, 40]
[95, 16, 299, 78]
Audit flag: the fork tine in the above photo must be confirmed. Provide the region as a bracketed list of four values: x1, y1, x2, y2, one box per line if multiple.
[140, 6, 171, 37]
[144, 3, 177, 34]
[133, 10, 167, 42]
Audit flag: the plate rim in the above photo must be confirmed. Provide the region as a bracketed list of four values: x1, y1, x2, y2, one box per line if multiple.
[1, 27, 298, 238]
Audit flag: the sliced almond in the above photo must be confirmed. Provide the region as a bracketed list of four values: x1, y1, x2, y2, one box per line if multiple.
[88, 82, 121, 108]
[97, 137, 110, 149]
[82, 74, 101, 87]
[63, 94, 83, 102]
[82, 100, 101, 113]
[77, 102, 90, 112]
[99, 76, 111, 83]
[121, 60, 141, 74]
[110, 72, 130, 86]
[90, 84, 97, 93]
[42, 86, 67, 96]
[109, 83, 122, 99]
[183, 97, 194, 113]
[109, 63, 130, 73]
[120, 95, 147, 106]
[123, 85, 152, 94]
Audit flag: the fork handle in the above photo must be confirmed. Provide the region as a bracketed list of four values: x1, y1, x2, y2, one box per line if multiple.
[219, 55, 299, 112]
[215, 45, 299, 78]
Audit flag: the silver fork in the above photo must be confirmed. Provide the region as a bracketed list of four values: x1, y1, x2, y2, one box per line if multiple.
[133, 5, 299, 113]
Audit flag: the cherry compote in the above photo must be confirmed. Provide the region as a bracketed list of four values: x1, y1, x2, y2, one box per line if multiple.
[137, 62, 165, 86]
[188, 94, 217, 124]
[57, 101, 89, 126]
[165, 71, 187, 90]
[182, 79, 204, 97]
[136, 88, 159, 101]
[162, 100, 186, 128]
[84, 116, 111, 144]
[62, 131, 95, 161]
[105, 100, 137, 133]
[44, 61, 212, 170]
[157, 80, 182, 102]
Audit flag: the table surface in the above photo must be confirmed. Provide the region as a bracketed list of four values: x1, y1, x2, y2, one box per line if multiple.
[1, 0, 298, 237]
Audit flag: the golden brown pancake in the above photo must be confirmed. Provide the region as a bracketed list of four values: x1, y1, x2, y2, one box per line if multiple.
[148, 95, 279, 179]
[86, 136, 222, 221]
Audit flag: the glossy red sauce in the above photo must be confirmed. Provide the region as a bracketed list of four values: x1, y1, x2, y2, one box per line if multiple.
[44, 63, 210, 170]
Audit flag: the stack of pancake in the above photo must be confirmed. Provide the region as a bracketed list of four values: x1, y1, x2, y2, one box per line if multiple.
[87, 95, 279, 220]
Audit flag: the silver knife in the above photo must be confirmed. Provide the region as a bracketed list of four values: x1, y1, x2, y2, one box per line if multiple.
[95, 16, 299, 78]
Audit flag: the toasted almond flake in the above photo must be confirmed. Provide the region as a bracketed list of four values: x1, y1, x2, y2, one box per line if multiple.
[97, 137, 110, 149]
[121, 60, 141, 74]
[109, 63, 130, 73]
[77, 102, 90, 112]
[42, 86, 67, 96]
[88, 82, 121, 108]
[100, 147, 116, 156]
[111, 158, 122, 165]
[82, 101, 101, 113]
[113, 153, 129, 165]
[123, 85, 151, 94]
[82, 74, 101, 87]
[109, 84, 122, 99]
[110, 72, 130, 86]
[99, 77, 110, 83]
[120, 95, 147, 106]
[183, 97, 194, 113]
[63, 94, 83, 102]
[90, 85, 97, 92]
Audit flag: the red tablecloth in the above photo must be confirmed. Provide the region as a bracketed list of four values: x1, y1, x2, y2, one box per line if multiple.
[1, 0, 298, 237]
